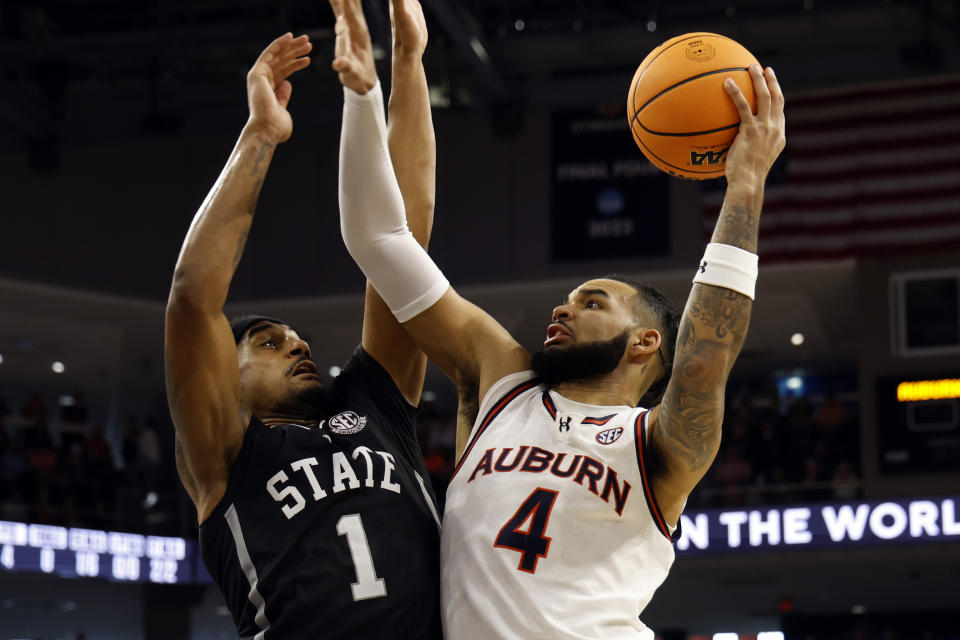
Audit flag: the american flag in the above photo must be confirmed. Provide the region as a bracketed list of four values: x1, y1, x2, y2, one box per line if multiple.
[701, 74, 960, 262]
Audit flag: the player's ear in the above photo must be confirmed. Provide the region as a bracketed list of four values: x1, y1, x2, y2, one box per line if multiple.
[628, 328, 661, 362]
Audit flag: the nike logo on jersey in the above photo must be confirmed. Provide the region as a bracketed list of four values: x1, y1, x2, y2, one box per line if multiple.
[266, 446, 402, 520]
[467, 445, 632, 516]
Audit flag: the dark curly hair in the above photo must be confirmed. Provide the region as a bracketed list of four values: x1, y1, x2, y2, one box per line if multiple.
[601, 274, 681, 407]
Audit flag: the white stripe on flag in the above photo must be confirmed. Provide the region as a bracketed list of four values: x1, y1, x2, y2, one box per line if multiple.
[703, 198, 960, 232]
[788, 117, 960, 150]
[759, 222, 960, 252]
[786, 92, 960, 124]
[788, 144, 960, 174]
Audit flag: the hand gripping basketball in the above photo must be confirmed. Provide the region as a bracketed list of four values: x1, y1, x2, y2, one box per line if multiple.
[722, 64, 786, 186]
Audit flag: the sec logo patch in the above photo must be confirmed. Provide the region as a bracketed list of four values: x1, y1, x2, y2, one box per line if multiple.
[328, 411, 367, 435]
[596, 427, 623, 445]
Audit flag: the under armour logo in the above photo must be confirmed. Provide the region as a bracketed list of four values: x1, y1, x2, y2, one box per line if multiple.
[699, 261, 708, 273]
[559, 417, 572, 432]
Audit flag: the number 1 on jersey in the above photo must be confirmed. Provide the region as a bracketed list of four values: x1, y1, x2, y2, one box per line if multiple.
[494, 488, 558, 573]
[337, 513, 387, 601]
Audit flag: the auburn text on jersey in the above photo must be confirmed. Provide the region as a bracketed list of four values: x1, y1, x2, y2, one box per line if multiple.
[467, 445, 631, 516]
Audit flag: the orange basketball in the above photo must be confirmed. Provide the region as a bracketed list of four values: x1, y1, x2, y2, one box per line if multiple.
[627, 33, 759, 180]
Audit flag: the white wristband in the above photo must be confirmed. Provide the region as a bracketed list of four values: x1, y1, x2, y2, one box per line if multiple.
[692, 243, 758, 300]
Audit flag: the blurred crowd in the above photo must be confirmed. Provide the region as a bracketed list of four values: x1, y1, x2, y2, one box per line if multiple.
[0, 374, 861, 537]
[0, 392, 180, 534]
[691, 378, 862, 509]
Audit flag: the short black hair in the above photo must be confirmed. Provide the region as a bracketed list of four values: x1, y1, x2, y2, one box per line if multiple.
[601, 274, 680, 406]
[229, 315, 290, 345]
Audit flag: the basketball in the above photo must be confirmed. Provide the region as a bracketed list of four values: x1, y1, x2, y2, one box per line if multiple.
[627, 33, 760, 180]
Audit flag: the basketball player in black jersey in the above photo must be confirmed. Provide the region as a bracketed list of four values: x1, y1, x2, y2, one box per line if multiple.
[164, 2, 443, 638]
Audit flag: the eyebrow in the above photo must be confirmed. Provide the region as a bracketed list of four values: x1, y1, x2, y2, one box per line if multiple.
[246, 323, 279, 341]
[568, 288, 611, 304]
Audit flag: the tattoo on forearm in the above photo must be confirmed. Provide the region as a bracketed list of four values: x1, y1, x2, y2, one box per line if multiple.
[659, 284, 753, 472]
[687, 286, 751, 346]
[232, 230, 249, 270]
[250, 142, 274, 177]
[712, 203, 760, 252]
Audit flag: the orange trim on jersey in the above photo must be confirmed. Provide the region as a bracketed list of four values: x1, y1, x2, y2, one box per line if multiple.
[452, 379, 540, 480]
[541, 391, 557, 419]
[633, 411, 678, 542]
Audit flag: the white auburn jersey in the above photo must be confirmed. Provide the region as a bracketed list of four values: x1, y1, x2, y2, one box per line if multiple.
[441, 371, 681, 640]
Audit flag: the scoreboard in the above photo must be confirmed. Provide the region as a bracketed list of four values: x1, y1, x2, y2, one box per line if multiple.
[0, 520, 208, 584]
[876, 374, 960, 474]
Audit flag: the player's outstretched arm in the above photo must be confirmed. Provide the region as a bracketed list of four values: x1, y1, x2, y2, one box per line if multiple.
[333, 0, 528, 435]
[165, 33, 311, 522]
[648, 64, 785, 526]
[332, 0, 436, 406]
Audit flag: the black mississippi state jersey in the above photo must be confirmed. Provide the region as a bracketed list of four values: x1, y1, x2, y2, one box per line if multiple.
[200, 346, 442, 640]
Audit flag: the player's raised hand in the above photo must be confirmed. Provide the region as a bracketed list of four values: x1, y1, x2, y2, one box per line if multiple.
[329, 0, 377, 94]
[723, 64, 786, 188]
[246, 33, 312, 144]
[390, 0, 428, 59]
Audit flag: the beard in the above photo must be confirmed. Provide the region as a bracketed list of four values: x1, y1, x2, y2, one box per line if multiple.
[271, 384, 328, 420]
[531, 329, 630, 386]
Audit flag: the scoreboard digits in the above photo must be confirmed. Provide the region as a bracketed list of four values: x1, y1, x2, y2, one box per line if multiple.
[0, 520, 197, 584]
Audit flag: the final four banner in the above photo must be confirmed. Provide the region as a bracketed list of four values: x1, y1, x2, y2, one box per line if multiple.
[550, 106, 670, 262]
[675, 495, 960, 555]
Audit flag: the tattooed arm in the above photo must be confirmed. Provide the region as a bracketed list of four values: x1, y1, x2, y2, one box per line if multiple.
[164, 34, 312, 522]
[648, 64, 785, 526]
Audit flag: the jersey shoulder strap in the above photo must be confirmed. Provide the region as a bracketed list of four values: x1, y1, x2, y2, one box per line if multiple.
[452, 371, 541, 480]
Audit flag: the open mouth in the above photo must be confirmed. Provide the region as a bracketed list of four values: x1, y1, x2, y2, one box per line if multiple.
[544, 323, 572, 346]
[292, 360, 319, 377]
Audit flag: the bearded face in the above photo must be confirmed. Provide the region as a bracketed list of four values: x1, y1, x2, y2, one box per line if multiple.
[531, 329, 631, 386]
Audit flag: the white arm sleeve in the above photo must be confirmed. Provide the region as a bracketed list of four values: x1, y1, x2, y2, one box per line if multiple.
[338, 81, 449, 323]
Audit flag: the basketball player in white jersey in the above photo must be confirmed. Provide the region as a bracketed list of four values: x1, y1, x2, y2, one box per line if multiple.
[333, 2, 785, 635]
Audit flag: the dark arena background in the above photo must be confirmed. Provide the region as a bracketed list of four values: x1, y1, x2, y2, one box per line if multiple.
[1, 0, 959, 638]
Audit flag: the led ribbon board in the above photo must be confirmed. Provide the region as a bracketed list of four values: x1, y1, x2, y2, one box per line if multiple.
[675, 495, 960, 554]
[0, 522, 206, 584]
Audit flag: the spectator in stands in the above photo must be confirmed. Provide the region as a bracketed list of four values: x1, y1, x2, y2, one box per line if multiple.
[831, 459, 860, 500]
[800, 456, 831, 501]
[814, 387, 848, 430]
[137, 416, 162, 488]
[21, 391, 48, 429]
[84, 426, 114, 487]
[59, 391, 91, 451]
[713, 447, 753, 507]
[120, 414, 144, 489]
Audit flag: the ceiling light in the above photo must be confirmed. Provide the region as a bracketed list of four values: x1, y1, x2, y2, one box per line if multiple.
[713, 634, 739, 640]
[329, 366, 342, 378]
[646, 18, 657, 32]
[52, 361, 65, 374]
[0, 353, 4, 364]
[514, 19, 525, 32]
[791, 332, 805, 346]
[58, 395, 75, 407]
[786, 375, 803, 390]
[758, 633, 785, 640]
[852, 604, 867, 615]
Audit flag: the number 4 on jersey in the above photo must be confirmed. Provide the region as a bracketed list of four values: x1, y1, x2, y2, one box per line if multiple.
[494, 488, 558, 573]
